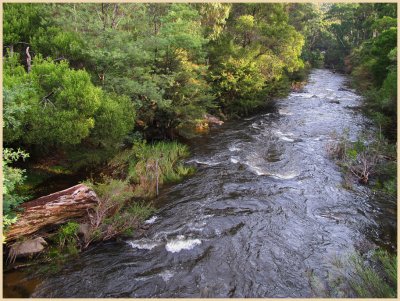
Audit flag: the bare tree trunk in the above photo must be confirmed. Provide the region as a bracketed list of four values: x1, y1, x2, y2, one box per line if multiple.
[26, 47, 31, 73]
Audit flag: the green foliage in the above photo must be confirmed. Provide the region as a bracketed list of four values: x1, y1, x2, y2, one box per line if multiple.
[126, 202, 155, 221]
[28, 58, 100, 145]
[196, 3, 231, 41]
[3, 2, 312, 163]
[55, 221, 80, 252]
[3, 56, 100, 146]
[89, 92, 135, 148]
[31, 27, 84, 62]
[3, 3, 396, 246]
[208, 3, 305, 117]
[369, 28, 397, 86]
[2, 54, 33, 143]
[2, 148, 29, 240]
[2, 148, 30, 221]
[3, 4, 45, 47]
[37, 221, 80, 273]
[318, 3, 397, 145]
[2, 84, 32, 143]
[3, 54, 136, 169]
[212, 56, 266, 116]
[3, 3, 395, 142]
[88, 178, 134, 206]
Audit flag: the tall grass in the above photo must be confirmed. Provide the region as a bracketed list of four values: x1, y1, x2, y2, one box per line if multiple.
[109, 140, 195, 198]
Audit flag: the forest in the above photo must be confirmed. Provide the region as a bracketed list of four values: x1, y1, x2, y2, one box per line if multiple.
[2, 3, 398, 298]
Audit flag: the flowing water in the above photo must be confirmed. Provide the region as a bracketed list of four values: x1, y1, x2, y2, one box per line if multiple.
[6, 69, 396, 297]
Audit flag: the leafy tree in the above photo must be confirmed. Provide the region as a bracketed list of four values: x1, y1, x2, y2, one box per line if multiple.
[208, 3, 304, 116]
[3, 55, 136, 162]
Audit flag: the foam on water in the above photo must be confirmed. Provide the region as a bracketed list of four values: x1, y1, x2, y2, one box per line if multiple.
[187, 159, 220, 166]
[275, 130, 295, 142]
[275, 130, 294, 137]
[281, 136, 295, 142]
[270, 172, 299, 180]
[229, 145, 241, 152]
[165, 235, 202, 253]
[145, 216, 158, 224]
[230, 157, 239, 164]
[278, 109, 293, 116]
[245, 161, 299, 179]
[128, 239, 159, 250]
[159, 270, 174, 282]
[300, 93, 315, 99]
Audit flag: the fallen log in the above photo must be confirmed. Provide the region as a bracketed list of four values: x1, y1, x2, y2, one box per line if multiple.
[6, 184, 99, 242]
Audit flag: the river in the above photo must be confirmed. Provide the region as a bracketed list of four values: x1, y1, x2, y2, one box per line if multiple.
[4, 69, 396, 297]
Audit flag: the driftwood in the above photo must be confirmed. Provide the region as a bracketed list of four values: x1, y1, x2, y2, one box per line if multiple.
[6, 184, 99, 242]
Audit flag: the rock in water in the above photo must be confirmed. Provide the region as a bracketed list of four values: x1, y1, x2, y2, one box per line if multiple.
[6, 184, 99, 242]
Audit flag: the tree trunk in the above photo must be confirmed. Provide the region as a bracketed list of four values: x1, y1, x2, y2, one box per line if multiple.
[5, 184, 99, 242]
[26, 47, 31, 73]
[111, 4, 119, 29]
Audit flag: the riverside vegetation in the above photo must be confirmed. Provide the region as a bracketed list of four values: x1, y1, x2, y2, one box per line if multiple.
[2, 3, 397, 297]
